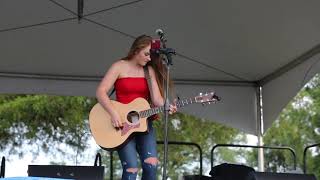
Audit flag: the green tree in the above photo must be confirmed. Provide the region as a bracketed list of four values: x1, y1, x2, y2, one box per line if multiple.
[246, 74, 320, 179]
[0, 95, 96, 158]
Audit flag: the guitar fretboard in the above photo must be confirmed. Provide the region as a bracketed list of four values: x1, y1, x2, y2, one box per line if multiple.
[139, 97, 197, 118]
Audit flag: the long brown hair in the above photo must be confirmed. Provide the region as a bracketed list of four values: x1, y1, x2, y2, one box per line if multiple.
[124, 35, 174, 97]
[148, 54, 174, 98]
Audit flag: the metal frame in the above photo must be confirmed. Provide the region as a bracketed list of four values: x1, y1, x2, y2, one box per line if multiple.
[1, 156, 5, 178]
[157, 141, 203, 176]
[107, 141, 203, 180]
[210, 144, 297, 170]
[303, 143, 320, 173]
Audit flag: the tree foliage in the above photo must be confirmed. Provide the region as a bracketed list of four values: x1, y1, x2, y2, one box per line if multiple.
[246, 74, 320, 179]
[0, 95, 96, 157]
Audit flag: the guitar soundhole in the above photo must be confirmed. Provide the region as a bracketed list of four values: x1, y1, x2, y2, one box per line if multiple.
[127, 111, 140, 124]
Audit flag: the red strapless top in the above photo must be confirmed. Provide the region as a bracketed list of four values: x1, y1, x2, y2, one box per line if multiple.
[114, 77, 150, 104]
[114, 77, 159, 120]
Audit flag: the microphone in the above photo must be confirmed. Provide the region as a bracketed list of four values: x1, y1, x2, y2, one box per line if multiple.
[155, 29, 164, 37]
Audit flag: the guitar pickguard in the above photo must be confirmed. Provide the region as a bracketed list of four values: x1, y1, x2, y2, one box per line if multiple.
[121, 122, 140, 136]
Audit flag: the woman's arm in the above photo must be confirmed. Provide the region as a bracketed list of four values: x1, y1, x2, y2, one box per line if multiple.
[147, 66, 165, 106]
[96, 61, 123, 127]
[148, 66, 177, 114]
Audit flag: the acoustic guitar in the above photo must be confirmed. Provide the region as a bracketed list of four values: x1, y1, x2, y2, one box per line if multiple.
[89, 92, 220, 150]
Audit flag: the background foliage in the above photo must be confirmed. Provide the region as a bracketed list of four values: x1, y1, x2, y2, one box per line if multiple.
[246, 75, 320, 179]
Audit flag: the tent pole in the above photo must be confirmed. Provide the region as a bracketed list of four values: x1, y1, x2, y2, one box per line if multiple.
[257, 86, 265, 171]
[258, 134, 264, 171]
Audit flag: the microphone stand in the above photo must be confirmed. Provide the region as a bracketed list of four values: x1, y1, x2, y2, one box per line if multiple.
[157, 34, 175, 180]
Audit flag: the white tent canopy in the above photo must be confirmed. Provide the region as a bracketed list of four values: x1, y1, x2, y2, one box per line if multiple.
[1, 0, 320, 135]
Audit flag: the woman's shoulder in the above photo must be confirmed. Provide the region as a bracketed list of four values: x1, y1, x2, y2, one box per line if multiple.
[113, 59, 127, 65]
[110, 59, 129, 69]
[147, 65, 156, 75]
[104, 60, 129, 77]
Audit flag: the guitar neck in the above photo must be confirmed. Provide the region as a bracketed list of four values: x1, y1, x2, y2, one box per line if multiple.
[139, 97, 198, 118]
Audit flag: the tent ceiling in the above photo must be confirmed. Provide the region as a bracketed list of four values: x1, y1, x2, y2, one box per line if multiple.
[1, 0, 320, 135]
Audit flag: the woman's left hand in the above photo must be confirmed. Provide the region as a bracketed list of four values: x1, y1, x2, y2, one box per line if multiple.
[169, 100, 178, 115]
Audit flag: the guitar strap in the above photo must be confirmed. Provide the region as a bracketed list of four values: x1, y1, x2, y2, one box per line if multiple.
[143, 66, 154, 104]
[108, 88, 115, 97]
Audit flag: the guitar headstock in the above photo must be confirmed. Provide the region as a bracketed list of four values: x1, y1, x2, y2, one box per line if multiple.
[195, 92, 221, 105]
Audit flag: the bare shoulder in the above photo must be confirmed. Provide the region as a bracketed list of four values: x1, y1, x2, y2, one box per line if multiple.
[113, 59, 127, 67]
[147, 65, 157, 79]
[147, 65, 156, 73]
[109, 60, 128, 70]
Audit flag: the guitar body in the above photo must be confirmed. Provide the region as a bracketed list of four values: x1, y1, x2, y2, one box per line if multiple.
[89, 98, 150, 150]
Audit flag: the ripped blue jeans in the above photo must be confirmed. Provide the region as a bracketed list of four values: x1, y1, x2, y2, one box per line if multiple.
[117, 120, 158, 180]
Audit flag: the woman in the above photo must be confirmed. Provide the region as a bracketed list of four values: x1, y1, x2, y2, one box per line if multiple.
[96, 35, 177, 179]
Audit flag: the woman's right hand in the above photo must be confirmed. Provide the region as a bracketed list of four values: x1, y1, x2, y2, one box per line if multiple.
[111, 112, 123, 128]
